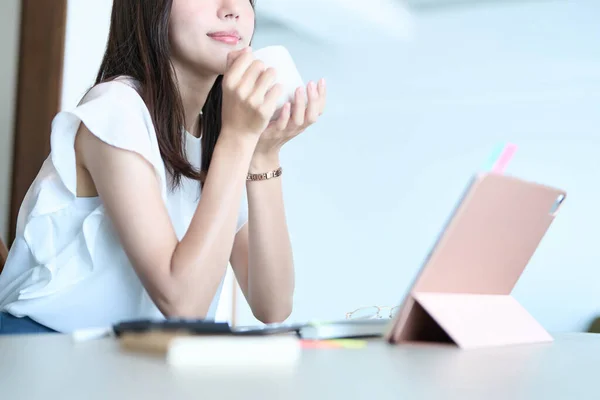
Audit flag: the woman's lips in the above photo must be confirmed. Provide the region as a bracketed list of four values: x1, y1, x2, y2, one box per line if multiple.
[207, 31, 241, 45]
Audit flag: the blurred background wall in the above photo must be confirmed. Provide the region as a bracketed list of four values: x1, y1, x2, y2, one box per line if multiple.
[244, 0, 600, 333]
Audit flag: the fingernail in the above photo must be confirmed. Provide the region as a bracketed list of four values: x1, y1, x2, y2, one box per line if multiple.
[321, 78, 326, 87]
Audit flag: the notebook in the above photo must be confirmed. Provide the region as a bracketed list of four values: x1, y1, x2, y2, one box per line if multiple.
[113, 318, 387, 366]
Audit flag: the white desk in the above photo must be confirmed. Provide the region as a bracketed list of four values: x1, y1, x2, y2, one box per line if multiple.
[1, 333, 598, 400]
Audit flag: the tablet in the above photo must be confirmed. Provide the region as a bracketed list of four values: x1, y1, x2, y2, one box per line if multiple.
[386, 172, 566, 348]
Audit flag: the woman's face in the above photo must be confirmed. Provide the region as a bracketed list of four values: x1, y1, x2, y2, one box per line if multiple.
[170, 0, 255, 75]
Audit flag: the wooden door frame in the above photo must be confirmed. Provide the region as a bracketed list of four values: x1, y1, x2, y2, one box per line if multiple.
[9, 0, 68, 244]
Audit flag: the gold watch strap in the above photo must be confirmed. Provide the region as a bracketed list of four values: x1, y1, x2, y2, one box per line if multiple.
[247, 166, 283, 181]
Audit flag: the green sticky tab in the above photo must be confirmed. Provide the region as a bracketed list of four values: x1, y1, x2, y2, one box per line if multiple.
[482, 143, 505, 172]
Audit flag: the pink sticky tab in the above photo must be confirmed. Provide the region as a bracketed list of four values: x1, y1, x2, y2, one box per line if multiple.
[491, 143, 518, 174]
[300, 340, 343, 349]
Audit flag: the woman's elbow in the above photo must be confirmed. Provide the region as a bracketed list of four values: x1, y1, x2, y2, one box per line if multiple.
[253, 302, 293, 324]
[154, 290, 210, 320]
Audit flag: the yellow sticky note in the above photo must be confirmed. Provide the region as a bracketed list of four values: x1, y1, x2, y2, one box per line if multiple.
[331, 339, 368, 349]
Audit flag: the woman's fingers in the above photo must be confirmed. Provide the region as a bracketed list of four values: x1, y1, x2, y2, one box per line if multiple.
[275, 103, 292, 131]
[305, 81, 320, 124]
[291, 87, 307, 127]
[317, 78, 327, 116]
[238, 60, 267, 98]
[223, 48, 254, 88]
[261, 83, 283, 115]
[251, 67, 278, 102]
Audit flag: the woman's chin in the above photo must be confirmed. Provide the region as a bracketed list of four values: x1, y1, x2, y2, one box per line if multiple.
[214, 60, 229, 76]
[188, 61, 226, 78]
[173, 52, 231, 78]
[198, 57, 229, 77]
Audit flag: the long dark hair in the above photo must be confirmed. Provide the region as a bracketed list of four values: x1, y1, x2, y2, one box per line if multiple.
[95, 0, 254, 188]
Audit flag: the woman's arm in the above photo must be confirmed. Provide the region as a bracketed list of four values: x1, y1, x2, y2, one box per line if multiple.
[229, 154, 294, 324]
[79, 128, 256, 317]
[230, 80, 326, 324]
[77, 50, 283, 318]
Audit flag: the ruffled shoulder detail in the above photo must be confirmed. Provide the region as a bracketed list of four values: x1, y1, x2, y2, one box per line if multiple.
[12, 78, 165, 300]
[50, 78, 167, 200]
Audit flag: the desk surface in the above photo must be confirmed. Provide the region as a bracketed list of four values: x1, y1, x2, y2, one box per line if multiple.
[1, 333, 598, 400]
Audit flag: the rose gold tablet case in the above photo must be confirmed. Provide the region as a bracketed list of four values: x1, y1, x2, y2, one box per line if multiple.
[386, 172, 566, 349]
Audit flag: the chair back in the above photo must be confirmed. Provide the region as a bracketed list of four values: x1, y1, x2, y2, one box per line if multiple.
[0, 237, 8, 275]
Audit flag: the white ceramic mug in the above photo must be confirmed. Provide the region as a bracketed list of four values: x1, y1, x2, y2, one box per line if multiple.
[252, 45, 305, 120]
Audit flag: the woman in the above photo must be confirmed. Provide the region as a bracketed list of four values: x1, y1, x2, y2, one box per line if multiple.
[0, 0, 326, 334]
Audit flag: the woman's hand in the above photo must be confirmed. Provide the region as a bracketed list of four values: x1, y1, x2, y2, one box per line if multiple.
[252, 79, 327, 162]
[221, 48, 283, 139]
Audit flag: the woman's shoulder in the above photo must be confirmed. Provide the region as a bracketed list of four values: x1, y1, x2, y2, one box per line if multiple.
[52, 75, 157, 152]
[79, 76, 144, 109]
[48, 75, 167, 200]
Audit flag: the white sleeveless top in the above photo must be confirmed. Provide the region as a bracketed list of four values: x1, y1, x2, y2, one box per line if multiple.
[0, 78, 248, 332]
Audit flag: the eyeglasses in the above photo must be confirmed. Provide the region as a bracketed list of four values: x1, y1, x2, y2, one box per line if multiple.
[346, 306, 400, 320]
